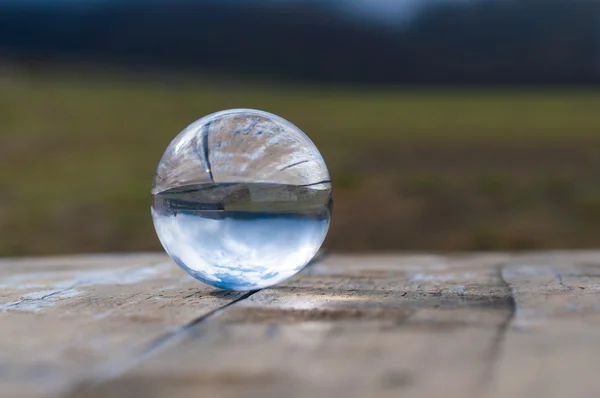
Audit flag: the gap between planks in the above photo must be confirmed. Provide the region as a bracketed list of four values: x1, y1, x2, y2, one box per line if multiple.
[67, 254, 329, 397]
[68, 290, 260, 397]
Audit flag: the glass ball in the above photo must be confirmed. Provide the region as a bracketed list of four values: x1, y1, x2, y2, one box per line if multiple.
[151, 109, 332, 290]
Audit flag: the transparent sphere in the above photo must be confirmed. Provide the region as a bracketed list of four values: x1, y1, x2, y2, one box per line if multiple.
[151, 109, 332, 290]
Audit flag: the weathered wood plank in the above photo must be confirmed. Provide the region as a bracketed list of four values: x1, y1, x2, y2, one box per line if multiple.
[0, 254, 246, 398]
[489, 252, 600, 398]
[5, 252, 600, 398]
[77, 254, 513, 398]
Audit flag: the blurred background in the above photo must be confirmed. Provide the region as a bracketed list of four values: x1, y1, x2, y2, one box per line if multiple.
[1, 0, 600, 256]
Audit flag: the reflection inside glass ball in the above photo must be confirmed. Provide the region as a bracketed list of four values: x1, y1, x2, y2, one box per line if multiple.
[151, 109, 332, 290]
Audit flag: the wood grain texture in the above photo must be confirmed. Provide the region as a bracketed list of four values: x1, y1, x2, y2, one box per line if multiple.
[74, 253, 514, 398]
[489, 252, 600, 398]
[0, 254, 245, 398]
[2, 252, 600, 398]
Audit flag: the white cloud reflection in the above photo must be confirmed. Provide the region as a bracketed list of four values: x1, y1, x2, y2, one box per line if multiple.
[152, 209, 328, 290]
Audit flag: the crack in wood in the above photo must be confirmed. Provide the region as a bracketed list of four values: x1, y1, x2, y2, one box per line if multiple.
[64, 252, 333, 397]
[2, 261, 172, 312]
[479, 262, 516, 389]
[3, 286, 77, 309]
[555, 272, 574, 290]
[66, 290, 259, 398]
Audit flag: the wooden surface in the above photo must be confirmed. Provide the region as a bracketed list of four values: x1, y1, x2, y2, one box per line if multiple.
[1, 252, 600, 397]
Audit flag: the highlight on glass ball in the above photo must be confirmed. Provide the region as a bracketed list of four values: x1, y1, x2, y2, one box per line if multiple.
[151, 109, 332, 291]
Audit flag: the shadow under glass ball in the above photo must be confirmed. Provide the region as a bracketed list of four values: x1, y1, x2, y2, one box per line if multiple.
[151, 109, 332, 290]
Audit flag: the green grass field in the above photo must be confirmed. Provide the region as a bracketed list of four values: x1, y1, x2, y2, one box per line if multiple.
[2, 70, 600, 255]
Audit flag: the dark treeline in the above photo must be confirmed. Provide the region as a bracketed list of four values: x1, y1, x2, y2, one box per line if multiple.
[0, 0, 599, 84]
